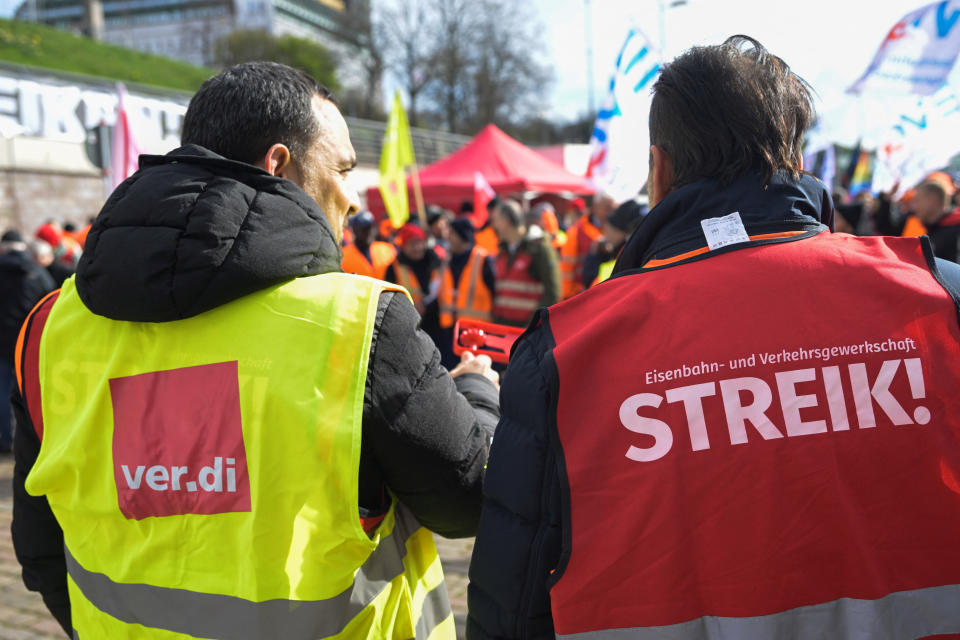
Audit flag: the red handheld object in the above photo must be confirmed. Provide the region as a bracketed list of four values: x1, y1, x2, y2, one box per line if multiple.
[453, 319, 524, 364]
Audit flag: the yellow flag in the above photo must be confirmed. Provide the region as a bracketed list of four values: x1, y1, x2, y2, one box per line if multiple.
[378, 91, 416, 229]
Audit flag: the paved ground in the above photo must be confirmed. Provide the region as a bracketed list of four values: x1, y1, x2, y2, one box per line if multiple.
[0, 454, 474, 639]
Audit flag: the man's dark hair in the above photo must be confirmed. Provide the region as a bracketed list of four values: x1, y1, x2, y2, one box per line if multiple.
[182, 61, 334, 165]
[497, 199, 524, 229]
[649, 35, 814, 188]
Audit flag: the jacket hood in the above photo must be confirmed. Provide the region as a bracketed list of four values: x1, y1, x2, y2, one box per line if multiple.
[76, 145, 343, 322]
[0, 249, 34, 276]
[615, 172, 833, 273]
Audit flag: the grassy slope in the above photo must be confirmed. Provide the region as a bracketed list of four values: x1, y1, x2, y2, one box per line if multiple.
[0, 18, 213, 92]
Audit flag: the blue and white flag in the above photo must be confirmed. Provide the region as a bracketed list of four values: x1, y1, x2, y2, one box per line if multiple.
[587, 29, 661, 202]
[873, 84, 960, 195]
[849, 1, 960, 96]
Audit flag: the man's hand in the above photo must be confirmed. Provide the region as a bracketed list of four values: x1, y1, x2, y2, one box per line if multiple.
[450, 351, 499, 388]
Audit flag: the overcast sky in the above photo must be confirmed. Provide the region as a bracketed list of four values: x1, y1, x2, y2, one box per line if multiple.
[531, 0, 931, 122]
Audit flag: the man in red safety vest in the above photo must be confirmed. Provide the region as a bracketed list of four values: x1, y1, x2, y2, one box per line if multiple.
[468, 35, 960, 639]
[490, 199, 560, 328]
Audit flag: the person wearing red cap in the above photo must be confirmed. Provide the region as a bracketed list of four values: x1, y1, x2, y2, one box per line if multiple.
[34, 221, 81, 268]
[386, 223, 444, 344]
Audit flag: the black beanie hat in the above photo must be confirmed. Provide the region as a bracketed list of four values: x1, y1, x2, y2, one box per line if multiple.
[1, 229, 24, 243]
[607, 200, 643, 233]
[450, 217, 475, 243]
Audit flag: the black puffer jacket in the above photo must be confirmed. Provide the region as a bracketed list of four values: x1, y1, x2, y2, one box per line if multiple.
[0, 249, 55, 358]
[12, 145, 499, 636]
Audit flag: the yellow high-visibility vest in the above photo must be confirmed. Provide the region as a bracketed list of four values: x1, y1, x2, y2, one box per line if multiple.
[26, 274, 454, 639]
[592, 259, 616, 287]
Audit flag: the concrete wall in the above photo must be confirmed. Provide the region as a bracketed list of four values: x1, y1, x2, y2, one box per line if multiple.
[0, 135, 106, 235]
[0, 169, 106, 235]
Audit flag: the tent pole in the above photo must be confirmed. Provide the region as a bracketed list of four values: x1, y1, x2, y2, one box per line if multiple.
[409, 162, 428, 228]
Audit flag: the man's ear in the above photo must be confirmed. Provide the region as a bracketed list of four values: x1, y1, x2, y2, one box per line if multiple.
[258, 144, 293, 177]
[649, 145, 674, 208]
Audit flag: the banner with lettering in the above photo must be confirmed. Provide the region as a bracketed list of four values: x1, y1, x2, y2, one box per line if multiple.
[586, 28, 661, 202]
[872, 84, 960, 195]
[849, 1, 960, 96]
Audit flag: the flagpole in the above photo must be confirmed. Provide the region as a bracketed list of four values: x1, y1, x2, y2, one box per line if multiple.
[409, 162, 428, 228]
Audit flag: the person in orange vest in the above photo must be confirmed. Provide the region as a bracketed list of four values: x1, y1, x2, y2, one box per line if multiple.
[386, 223, 444, 348]
[437, 218, 496, 366]
[490, 199, 560, 327]
[581, 199, 644, 288]
[559, 192, 615, 299]
[875, 178, 960, 263]
[528, 202, 566, 251]
[468, 35, 960, 639]
[474, 198, 502, 255]
[340, 211, 397, 279]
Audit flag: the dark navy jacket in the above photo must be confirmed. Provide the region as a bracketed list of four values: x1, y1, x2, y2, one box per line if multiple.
[466, 173, 960, 639]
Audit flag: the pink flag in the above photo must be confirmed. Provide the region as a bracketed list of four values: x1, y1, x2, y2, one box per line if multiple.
[111, 83, 141, 189]
[473, 171, 495, 227]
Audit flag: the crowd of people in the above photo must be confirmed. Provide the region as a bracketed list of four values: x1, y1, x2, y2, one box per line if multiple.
[835, 170, 960, 264]
[3, 37, 960, 640]
[339, 194, 644, 366]
[0, 219, 88, 453]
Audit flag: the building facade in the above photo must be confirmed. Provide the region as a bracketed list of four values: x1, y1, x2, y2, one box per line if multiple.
[15, 0, 363, 70]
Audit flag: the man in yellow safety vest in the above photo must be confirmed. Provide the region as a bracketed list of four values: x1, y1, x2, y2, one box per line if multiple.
[11, 61, 499, 639]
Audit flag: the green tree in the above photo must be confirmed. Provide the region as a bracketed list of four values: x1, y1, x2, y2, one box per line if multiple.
[215, 30, 339, 91]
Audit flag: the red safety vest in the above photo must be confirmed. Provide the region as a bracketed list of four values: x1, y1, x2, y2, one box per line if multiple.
[493, 249, 543, 326]
[439, 246, 492, 329]
[547, 232, 960, 638]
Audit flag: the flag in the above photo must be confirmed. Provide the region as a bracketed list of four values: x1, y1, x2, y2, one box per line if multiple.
[872, 83, 960, 196]
[849, 1, 960, 96]
[473, 172, 495, 227]
[849, 150, 875, 195]
[587, 28, 661, 201]
[378, 90, 416, 229]
[111, 83, 140, 189]
[803, 145, 837, 191]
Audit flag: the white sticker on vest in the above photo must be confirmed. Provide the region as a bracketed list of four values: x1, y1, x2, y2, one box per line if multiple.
[701, 212, 750, 250]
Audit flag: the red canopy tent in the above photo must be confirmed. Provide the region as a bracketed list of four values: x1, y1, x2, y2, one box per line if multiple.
[366, 124, 593, 216]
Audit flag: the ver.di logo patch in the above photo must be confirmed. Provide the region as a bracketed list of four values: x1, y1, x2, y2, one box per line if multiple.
[110, 361, 251, 520]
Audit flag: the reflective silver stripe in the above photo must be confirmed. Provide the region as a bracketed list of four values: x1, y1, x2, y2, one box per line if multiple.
[494, 297, 540, 311]
[66, 505, 441, 640]
[555, 583, 960, 640]
[415, 581, 453, 639]
[497, 281, 544, 295]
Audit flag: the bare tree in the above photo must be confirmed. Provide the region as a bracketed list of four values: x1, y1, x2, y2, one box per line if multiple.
[468, 0, 551, 131]
[379, 0, 433, 127]
[374, 0, 553, 136]
[340, 0, 385, 120]
[425, 0, 474, 133]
